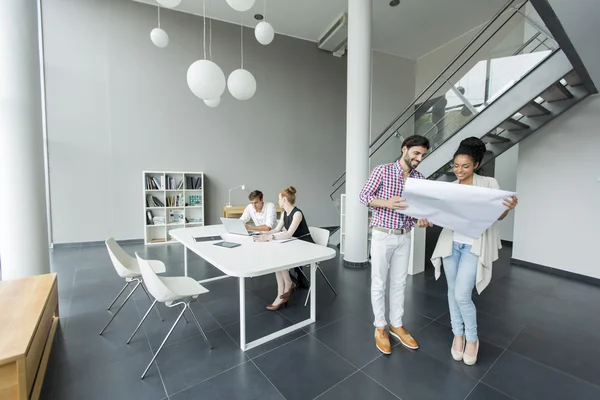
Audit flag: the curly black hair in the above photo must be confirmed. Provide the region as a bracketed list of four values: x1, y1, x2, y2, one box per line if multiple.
[454, 137, 486, 167]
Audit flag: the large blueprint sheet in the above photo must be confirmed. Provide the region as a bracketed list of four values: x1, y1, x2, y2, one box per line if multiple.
[401, 178, 515, 238]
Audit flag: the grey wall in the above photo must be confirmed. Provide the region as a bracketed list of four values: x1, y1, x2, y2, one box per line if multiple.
[494, 144, 519, 242]
[42, 0, 347, 243]
[513, 95, 600, 278]
[539, 0, 600, 89]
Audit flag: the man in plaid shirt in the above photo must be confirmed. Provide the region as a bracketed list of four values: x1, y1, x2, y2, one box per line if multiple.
[360, 135, 432, 355]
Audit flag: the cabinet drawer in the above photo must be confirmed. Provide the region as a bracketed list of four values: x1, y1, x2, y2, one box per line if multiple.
[25, 283, 57, 393]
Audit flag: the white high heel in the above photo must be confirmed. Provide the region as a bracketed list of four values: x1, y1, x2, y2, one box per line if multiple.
[463, 340, 479, 366]
[451, 336, 465, 361]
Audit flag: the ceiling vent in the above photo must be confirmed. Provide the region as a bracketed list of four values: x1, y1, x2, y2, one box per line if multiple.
[317, 13, 348, 57]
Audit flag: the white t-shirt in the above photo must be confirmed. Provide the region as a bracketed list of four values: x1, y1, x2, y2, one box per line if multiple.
[240, 202, 277, 229]
[453, 230, 474, 245]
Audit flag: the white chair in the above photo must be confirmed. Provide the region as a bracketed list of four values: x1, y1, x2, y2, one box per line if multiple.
[135, 253, 212, 379]
[99, 238, 165, 335]
[304, 227, 337, 306]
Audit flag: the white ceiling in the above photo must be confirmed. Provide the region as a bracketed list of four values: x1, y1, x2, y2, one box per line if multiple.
[134, 0, 507, 59]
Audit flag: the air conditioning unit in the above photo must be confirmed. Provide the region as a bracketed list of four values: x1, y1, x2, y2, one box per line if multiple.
[317, 13, 348, 57]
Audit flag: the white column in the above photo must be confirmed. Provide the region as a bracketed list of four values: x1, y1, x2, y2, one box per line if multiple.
[343, 0, 372, 267]
[0, 0, 50, 280]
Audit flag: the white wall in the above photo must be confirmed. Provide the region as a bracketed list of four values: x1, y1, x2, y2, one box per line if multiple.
[42, 0, 348, 244]
[370, 51, 416, 170]
[513, 95, 600, 279]
[494, 144, 519, 241]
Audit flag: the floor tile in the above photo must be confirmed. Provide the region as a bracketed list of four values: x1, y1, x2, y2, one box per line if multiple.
[436, 310, 524, 349]
[417, 321, 504, 379]
[253, 335, 357, 400]
[203, 291, 268, 326]
[404, 291, 449, 320]
[157, 328, 248, 395]
[316, 371, 399, 400]
[311, 316, 386, 368]
[466, 383, 514, 400]
[482, 351, 600, 400]
[222, 310, 295, 346]
[362, 345, 478, 400]
[508, 323, 600, 387]
[170, 362, 284, 400]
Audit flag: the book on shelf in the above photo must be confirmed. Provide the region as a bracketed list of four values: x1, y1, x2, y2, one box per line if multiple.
[145, 176, 162, 190]
[186, 176, 202, 190]
[150, 238, 166, 243]
[165, 175, 184, 190]
[146, 194, 165, 207]
[166, 195, 184, 207]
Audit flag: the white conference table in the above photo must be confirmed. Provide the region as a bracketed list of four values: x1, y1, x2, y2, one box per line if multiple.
[169, 225, 336, 351]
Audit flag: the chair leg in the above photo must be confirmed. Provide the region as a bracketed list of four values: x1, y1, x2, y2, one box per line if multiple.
[141, 304, 187, 379]
[107, 281, 131, 310]
[127, 299, 158, 344]
[297, 266, 310, 283]
[178, 304, 190, 323]
[140, 282, 164, 321]
[304, 286, 311, 307]
[100, 280, 141, 335]
[187, 305, 213, 350]
[318, 266, 337, 296]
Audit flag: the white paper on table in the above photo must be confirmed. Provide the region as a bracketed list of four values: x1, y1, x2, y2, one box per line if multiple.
[400, 178, 515, 238]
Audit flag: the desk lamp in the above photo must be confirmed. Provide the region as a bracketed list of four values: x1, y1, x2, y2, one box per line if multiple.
[226, 184, 245, 207]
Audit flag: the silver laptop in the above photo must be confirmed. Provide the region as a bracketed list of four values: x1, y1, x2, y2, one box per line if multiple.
[220, 218, 260, 236]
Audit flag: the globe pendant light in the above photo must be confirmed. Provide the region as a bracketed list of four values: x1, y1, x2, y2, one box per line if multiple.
[157, 0, 181, 8]
[228, 16, 256, 100]
[254, 0, 274, 45]
[204, 97, 221, 107]
[186, 0, 226, 101]
[150, 6, 169, 48]
[226, 0, 256, 12]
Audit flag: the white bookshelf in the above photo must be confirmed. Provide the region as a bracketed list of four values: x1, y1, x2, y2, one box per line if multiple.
[339, 194, 372, 255]
[143, 171, 205, 245]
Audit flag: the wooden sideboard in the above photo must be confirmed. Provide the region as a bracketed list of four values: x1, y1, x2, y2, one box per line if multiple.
[222, 205, 283, 219]
[0, 273, 59, 400]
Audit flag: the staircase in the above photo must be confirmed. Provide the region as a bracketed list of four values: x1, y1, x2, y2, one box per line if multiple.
[331, 0, 592, 214]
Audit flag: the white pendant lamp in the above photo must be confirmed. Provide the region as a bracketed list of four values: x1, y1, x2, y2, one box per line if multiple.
[226, 0, 256, 12]
[150, 7, 169, 48]
[255, 22, 274, 45]
[228, 17, 256, 100]
[204, 97, 221, 107]
[254, 0, 274, 45]
[157, 0, 181, 8]
[151, 28, 169, 47]
[187, 0, 226, 101]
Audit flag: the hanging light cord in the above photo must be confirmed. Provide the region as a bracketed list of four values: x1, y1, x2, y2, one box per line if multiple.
[240, 14, 244, 69]
[157, 5, 161, 29]
[202, 0, 207, 59]
[209, 18, 212, 60]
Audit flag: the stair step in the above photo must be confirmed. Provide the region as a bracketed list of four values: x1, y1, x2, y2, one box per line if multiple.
[498, 117, 529, 131]
[540, 82, 574, 102]
[484, 133, 511, 143]
[519, 101, 550, 117]
[564, 70, 583, 87]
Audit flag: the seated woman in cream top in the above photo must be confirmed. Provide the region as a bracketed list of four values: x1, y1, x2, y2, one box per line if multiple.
[254, 186, 313, 310]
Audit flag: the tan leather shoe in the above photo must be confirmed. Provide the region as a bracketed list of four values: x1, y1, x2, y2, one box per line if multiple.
[389, 325, 419, 349]
[374, 328, 391, 355]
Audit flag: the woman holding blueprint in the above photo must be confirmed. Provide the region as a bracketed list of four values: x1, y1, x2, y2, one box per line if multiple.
[428, 137, 518, 366]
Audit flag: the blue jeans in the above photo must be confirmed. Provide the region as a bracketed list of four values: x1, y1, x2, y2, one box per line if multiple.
[443, 242, 479, 342]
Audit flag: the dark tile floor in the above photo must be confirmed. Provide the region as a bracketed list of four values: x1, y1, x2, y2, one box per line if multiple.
[40, 241, 600, 400]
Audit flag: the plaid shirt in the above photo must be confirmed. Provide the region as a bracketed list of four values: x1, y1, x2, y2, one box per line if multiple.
[359, 160, 425, 230]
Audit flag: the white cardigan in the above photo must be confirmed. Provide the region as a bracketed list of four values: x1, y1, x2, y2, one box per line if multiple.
[430, 174, 503, 294]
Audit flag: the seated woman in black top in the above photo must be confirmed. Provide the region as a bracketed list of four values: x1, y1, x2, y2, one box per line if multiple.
[254, 186, 313, 310]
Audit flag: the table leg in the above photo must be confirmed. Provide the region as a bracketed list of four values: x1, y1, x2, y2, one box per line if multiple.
[184, 246, 188, 277]
[239, 277, 246, 350]
[310, 262, 317, 321]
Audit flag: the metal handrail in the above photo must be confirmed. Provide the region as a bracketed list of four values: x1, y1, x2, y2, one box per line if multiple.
[330, 0, 523, 186]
